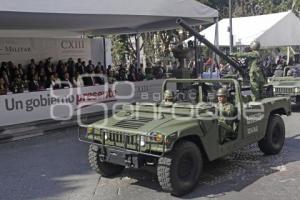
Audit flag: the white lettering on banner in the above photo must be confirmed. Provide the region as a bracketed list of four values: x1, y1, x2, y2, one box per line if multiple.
[0, 80, 164, 126]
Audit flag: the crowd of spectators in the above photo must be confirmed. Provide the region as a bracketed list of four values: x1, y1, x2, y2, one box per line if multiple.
[0, 57, 167, 96]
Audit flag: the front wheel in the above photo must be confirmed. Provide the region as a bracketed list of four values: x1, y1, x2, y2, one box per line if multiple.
[88, 144, 124, 177]
[157, 141, 203, 196]
[258, 115, 285, 155]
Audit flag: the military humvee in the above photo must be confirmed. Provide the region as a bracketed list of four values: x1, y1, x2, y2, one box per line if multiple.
[79, 78, 291, 196]
[269, 65, 300, 104]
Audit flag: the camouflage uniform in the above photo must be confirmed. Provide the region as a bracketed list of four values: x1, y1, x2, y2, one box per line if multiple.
[216, 88, 236, 143]
[234, 41, 265, 101]
[217, 102, 236, 143]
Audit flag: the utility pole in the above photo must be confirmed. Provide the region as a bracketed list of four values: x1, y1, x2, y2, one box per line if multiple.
[229, 0, 234, 53]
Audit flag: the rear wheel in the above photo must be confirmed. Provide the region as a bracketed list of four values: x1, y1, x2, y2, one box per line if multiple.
[258, 115, 285, 155]
[157, 141, 203, 196]
[88, 144, 124, 177]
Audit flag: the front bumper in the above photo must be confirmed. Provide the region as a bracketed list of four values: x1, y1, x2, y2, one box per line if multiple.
[99, 145, 144, 168]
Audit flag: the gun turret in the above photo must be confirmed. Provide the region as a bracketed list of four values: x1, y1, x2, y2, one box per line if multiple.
[176, 18, 246, 77]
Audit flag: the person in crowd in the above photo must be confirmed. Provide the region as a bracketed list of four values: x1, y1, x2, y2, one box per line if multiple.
[128, 68, 136, 82]
[60, 64, 68, 80]
[39, 75, 48, 90]
[73, 72, 84, 87]
[107, 67, 115, 84]
[45, 62, 53, 77]
[1, 62, 11, 85]
[0, 77, 8, 95]
[145, 67, 153, 80]
[56, 60, 64, 78]
[36, 61, 45, 76]
[48, 73, 60, 89]
[136, 68, 145, 81]
[86, 60, 95, 74]
[8, 61, 17, 79]
[106, 65, 112, 76]
[94, 64, 102, 74]
[101, 64, 106, 74]
[75, 58, 85, 74]
[118, 64, 127, 81]
[45, 57, 52, 67]
[17, 64, 24, 78]
[28, 73, 40, 91]
[22, 74, 29, 91]
[61, 73, 72, 88]
[95, 62, 103, 73]
[11, 74, 24, 93]
[28, 67, 36, 82]
[82, 61, 87, 72]
[53, 73, 62, 89]
[27, 59, 36, 75]
[67, 58, 75, 81]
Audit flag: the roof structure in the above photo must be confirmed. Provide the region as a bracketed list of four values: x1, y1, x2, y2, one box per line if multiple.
[0, 0, 218, 36]
[185, 11, 300, 48]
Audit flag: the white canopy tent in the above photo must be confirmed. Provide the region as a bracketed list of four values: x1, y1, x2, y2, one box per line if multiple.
[0, 0, 218, 68]
[185, 11, 300, 48]
[0, 0, 218, 36]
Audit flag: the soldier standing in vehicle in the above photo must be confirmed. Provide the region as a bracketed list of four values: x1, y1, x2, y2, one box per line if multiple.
[233, 41, 266, 101]
[216, 88, 236, 143]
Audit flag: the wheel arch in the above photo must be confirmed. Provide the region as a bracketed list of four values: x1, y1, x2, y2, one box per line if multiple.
[170, 135, 209, 162]
[270, 108, 288, 116]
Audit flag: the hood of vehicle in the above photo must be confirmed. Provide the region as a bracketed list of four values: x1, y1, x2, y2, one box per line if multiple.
[271, 77, 300, 87]
[91, 103, 212, 135]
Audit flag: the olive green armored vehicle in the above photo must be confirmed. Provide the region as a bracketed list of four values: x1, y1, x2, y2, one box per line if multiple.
[79, 78, 291, 196]
[79, 20, 291, 196]
[269, 65, 300, 104]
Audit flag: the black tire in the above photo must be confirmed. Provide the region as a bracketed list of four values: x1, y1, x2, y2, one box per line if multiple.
[258, 115, 285, 155]
[157, 141, 203, 196]
[88, 144, 124, 177]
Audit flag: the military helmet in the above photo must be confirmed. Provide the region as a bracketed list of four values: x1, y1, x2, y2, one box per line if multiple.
[164, 90, 174, 101]
[250, 41, 261, 51]
[287, 69, 293, 76]
[216, 88, 228, 97]
[276, 65, 283, 70]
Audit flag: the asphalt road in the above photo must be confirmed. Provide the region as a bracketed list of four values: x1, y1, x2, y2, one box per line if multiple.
[1, 107, 300, 200]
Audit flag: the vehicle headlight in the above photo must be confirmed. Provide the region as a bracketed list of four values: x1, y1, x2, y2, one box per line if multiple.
[295, 88, 300, 93]
[149, 132, 164, 143]
[87, 127, 94, 134]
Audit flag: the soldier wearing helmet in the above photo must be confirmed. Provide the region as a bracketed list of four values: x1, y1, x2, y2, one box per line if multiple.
[216, 88, 236, 144]
[233, 40, 265, 101]
[273, 65, 284, 77]
[250, 41, 260, 51]
[287, 69, 294, 77]
[163, 90, 175, 104]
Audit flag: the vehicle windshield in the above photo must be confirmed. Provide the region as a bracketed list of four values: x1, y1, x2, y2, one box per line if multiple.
[162, 79, 238, 105]
[283, 65, 300, 77]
